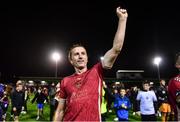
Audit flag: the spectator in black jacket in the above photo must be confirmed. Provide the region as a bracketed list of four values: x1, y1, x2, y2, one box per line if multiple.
[49, 82, 57, 121]
[157, 79, 171, 122]
[11, 81, 24, 122]
[131, 86, 139, 115]
[31, 87, 48, 120]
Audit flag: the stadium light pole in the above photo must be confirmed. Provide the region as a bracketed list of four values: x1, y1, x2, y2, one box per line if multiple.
[52, 52, 61, 78]
[153, 56, 162, 81]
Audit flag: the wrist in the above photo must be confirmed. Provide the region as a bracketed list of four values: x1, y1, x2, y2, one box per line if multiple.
[119, 18, 127, 22]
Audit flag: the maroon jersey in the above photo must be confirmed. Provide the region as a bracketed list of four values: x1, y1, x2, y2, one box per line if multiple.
[168, 74, 180, 116]
[59, 63, 103, 121]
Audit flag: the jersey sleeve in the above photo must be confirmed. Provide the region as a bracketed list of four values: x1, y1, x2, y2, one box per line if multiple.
[93, 62, 103, 79]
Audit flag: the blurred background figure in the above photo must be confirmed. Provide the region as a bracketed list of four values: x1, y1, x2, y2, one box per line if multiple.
[136, 81, 158, 121]
[131, 86, 139, 115]
[31, 86, 48, 120]
[156, 79, 171, 122]
[0, 83, 5, 121]
[51, 82, 61, 121]
[21, 86, 29, 114]
[101, 81, 108, 121]
[114, 87, 131, 121]
[11, 80, 25, 122]
[49, 82, 56, 121]
[1, 91, 9, 122]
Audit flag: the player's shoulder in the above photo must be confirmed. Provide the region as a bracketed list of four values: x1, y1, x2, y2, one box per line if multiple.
[60, 74, 75, 85]
[170, 74, 180, 82]
[62, 74, 76, 81]
[91, 62, 102, 69]
[174, 74, 180, 81]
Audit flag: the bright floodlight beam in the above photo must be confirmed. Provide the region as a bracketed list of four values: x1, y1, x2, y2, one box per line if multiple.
[52, 52, 60, 62]
[153, 56, 162, 81]
[52, 52, 61, 78]
[153, 57, 162, 65]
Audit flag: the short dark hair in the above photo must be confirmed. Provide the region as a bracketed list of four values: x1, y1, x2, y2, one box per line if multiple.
[16, 80, 23, 86]
[142, 80, 150, 85]
[68, 43, 86, 61]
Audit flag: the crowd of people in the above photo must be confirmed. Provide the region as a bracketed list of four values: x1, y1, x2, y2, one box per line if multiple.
[0, 62, 180, 122]
[0, 76, 179, 122]
[0, 81, 61, 122]
[100, 79, 174, 122]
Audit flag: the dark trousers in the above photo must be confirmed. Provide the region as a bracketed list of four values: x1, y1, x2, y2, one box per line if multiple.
[141, 114, 156, 121]
[50, 104, 55, 121]
[49, 100, 58, 121]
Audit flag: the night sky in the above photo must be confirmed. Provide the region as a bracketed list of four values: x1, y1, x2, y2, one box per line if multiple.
[0, 1, 180, 80]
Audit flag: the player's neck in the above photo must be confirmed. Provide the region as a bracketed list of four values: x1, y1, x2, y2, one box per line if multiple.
[75, 67, 87, 74]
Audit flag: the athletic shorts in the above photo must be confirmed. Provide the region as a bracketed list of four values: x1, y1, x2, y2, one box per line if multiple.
[159, 103, 171, 113]
[37, 103, 44, 109]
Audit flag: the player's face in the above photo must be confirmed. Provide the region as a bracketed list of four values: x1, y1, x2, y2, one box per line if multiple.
[70, 47, 88, 69]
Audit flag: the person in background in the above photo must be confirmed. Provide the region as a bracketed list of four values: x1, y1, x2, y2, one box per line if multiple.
[101, 81, 109, 121]
[131, 86, 139, 115]
[31, 87, 49, 120]
[54, 82, 61, 109]
[136, 81, 158, 121]
[114, 87, 131, 121]
[0, 83, 5, 121]
[102, 82, 120, 121]
[0, 91, 9, 122]
[21, 86, 29, 114]
[52, 83, 61, 121]
[168, 52, 180, 121]
[49, 82, 57, 121]
[11, 81, 25, 122]
[156, 79, 171, 122]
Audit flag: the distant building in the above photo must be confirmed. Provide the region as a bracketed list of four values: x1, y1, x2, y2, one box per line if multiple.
[116, 70, 144, 80]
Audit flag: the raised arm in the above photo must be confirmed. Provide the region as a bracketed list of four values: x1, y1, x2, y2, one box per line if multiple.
[102, 7, 128, 69]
